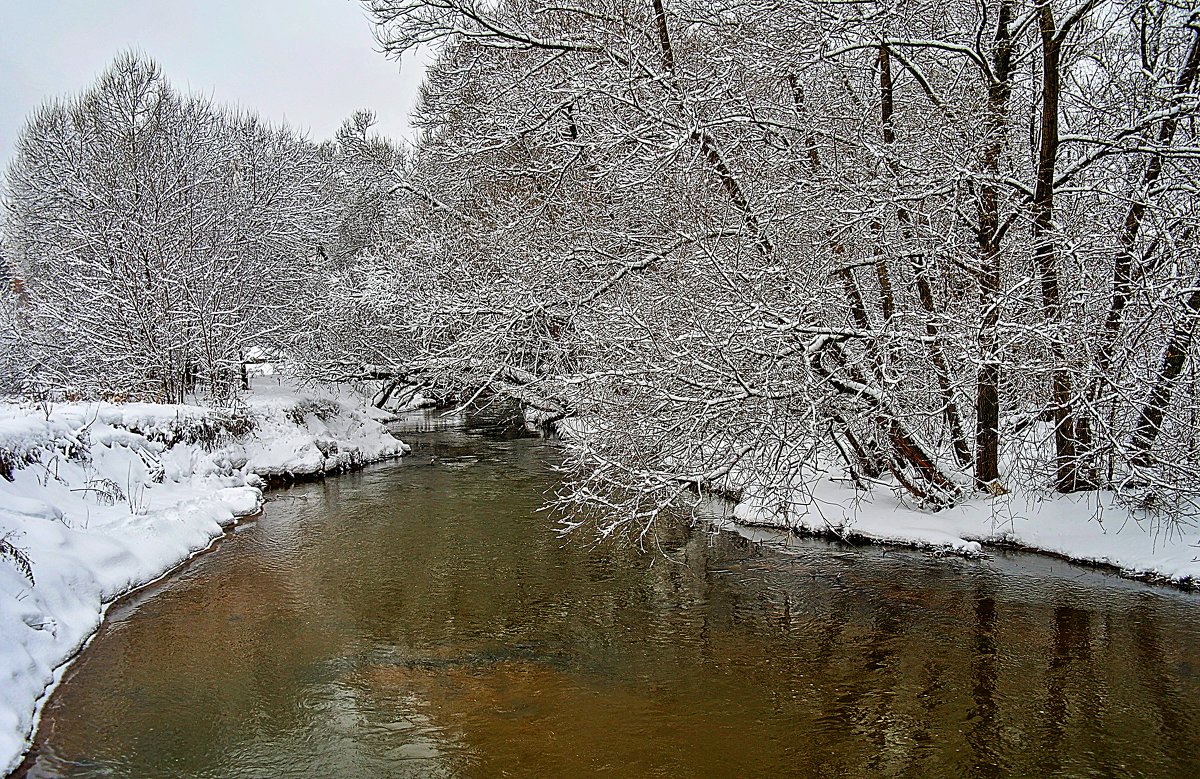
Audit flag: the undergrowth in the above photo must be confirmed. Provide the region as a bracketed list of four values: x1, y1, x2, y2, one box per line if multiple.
[0, 533, 34, 584]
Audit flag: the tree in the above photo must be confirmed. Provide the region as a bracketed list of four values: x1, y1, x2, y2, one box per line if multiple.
[353, 0, 1200, 533]
[3, 52, 339, 402]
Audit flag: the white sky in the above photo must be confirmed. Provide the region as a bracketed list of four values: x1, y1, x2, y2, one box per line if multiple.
[0, 0, 426, 172]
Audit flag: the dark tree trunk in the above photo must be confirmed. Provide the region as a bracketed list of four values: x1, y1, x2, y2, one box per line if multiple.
[1033, 0, 1086, 493]
[652, 0, 771, 256]
[1090, 23, 1200, 438]
[1131, 287, 1200, 464]
[878, 44, 971, 466]
[974, 0, 1015, 489]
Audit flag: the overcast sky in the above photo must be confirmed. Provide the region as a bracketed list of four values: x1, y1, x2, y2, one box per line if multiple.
[0, 0, 426, 172]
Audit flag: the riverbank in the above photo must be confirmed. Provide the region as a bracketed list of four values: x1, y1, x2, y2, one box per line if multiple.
[552, 418, 1199, 587]
[727, 476, 1200, 586]
[0, 382, 408, 775]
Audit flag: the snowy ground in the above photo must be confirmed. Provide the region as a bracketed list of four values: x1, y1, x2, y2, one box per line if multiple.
[722, 475, 1200, 585]
[556, 418, 1200, 584]
[0, 379, 408, 774]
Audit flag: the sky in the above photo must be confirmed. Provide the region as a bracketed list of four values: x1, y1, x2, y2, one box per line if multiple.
[0, 0, 427, 172]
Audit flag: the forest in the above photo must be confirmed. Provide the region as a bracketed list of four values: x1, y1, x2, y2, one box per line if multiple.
[4, 0, 1200, 539]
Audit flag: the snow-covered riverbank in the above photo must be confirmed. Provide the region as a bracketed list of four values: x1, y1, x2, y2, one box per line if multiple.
[0, 383, 408, 774]
[555, 418, 1199, 586]
[726, 477, 1200, 585]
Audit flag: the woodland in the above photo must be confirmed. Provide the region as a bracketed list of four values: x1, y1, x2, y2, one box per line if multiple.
[3, 0, 1200, 537]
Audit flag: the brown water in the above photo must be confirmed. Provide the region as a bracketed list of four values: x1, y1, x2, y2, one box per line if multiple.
[19, 413, 1200, 778]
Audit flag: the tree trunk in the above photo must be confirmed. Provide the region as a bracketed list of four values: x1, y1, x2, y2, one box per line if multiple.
[1033, 0, 1086, 493]
[878, 44, 971, 466]
[1131, 286, 1200, 464]
[873, 46, 897, 324]
[974, 0, 1015, 489]
[1090, 22, 1200, 458]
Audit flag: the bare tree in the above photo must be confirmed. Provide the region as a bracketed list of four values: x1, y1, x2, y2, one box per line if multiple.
[346, 0, 1200, 534]
[3, 53, 339, 403]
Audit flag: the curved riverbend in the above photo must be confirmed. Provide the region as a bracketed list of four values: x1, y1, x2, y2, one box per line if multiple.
[19, 413, 1200, 777]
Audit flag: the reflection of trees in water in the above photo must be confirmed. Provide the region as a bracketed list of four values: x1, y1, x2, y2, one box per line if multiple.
[968, 592, 1000, 778]
[1037, 604, 1089, 774]
[1132, 606, 1195, 775]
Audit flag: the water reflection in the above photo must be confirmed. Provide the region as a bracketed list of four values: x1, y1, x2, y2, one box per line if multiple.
[19, 413, 1200, 778]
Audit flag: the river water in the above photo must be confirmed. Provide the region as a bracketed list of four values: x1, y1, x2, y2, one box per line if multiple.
[18, 412, 1200, 777]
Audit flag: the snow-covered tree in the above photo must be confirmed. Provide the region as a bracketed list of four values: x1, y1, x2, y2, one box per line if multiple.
[353, 0, 1200, 531]
[3, 53, 339, 402]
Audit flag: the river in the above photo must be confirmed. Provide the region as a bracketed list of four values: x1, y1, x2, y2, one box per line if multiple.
[17, 411, 1200, 777]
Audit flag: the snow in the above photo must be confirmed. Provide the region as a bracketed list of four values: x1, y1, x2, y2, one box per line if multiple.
[0, 380, 408, 774]
[556, 418, 1196, 581]
[722, 474, 1200, 583]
